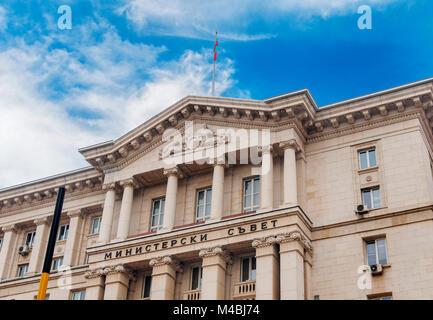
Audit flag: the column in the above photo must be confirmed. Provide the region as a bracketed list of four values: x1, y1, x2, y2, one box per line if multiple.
[260, 145, 274, 210]
[210, 164, 225, 221]
[98, 183, 116, 244]
[162, 168, 179, 231]
[116, 178, 136, 240]
[252, 237, 279, 300]
[63, 209, 83, 267]
[84, 269, 105, 300]
[103, 264, 134, 300]
[279, 231, 311, 300]
[279, 140, 299, 205]
[304, 250, 313, 300]
[0, 224, 17, 280]
[150, 256, 182, 300]
[27, 218, 50, 275]
[200, 246, 231, 300]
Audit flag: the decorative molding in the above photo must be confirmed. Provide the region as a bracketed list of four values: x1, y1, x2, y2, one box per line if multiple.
[101, 264, 135, 279]
[252, 235, 279, 248]
[84, 268, 105, 279]
[199, 246, 232, 264]
[1, 224, 17, 233]
[277, 231, 313, 253]
[279, 139, 301, 152]
[149, 255, 183, 272]
[34, 217, 50, 226]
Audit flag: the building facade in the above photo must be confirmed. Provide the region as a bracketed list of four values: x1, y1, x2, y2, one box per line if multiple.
[1, 79, 433, 300]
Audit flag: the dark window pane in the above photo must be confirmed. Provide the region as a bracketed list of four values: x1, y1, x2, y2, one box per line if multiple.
[366, 241, 376, 265]
[251, 257, 256, 281]
[143, 276, 152, 298]
[191, 267, 199, 290]
[369, 149, 377, 167]
[241, 258, 249, 282]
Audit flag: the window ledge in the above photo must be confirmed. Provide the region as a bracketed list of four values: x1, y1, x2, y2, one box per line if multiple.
[358, 166, 379, 174]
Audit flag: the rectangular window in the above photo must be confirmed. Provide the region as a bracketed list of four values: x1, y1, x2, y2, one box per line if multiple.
[368, 294, 392, 300]
[362, 187, 381, 209]
[243, 177, 260, 213]
[190, 266, 203, 290]
[90, 216, 102, 234]
[240, 256, 256, 282]
[71, 290, 86, 300]
[359, 148, 377, 170]
[52, 257, 63, 271]
[58, 224, 69, 241]
[0, 238, 3, 252]
[25, 231, 36, 247]
[196, 188, 212, 222]
[142, 275, 152, 299]
[366, 238, 388, 265]
[151, 198, 165, 232]
[18, 264, 29, 277]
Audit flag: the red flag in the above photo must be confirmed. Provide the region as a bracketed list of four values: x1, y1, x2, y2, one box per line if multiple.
[213, 37, 218, 61]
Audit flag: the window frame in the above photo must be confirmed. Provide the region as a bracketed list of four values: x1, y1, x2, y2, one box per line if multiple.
[365, 237, 388, 266]
[141, 274, 152, 299]
[25, 231, 36, 247]
[240, 255, 256, 283]
[358, 148, 377, 170]
[195, 187, 212, 222]
[150, 197, 165, 232]
[189, 265, 203, 290]
[52, 256, 64, 271]
[17, 264, 29, 277]
[243, 177, 260, 213]
[57, 224, 70, 241]
[90, 216, 102, 235]
[362, 186, 381, 209]
[71, 289, 86, 300]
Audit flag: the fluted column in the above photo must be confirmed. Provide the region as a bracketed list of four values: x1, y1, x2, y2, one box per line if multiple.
[0, 224, 17, 280]
[116, 178, 137, 241]
[103, 264, 134, 300]
[162, 167, 180, 231]
[98, 183, 116, 244]
[200, 246, 231, 300]
[260, 145, 274, 210]
[304, 250, 313, 300]
[27, 217, 50, 275]
[278, 231, 312, 300]
[63, 209, 83, 267]
[210, 164, 225, 221]
[84, 269, 105, 300]
[279, 140, 299, 205]
[252, 236, 279, 300]
[150, 256, 182, 300]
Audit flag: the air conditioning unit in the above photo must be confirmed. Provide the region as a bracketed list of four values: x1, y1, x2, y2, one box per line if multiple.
[356, 204, 369, 215]
[18, 245, 30, 256]
[370, 264, 383, 275]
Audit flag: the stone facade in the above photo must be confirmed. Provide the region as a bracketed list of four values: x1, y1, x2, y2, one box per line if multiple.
[1, 79, 433, 300]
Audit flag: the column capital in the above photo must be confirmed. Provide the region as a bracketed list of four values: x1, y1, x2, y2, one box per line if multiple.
[1, 224, 17, 233]
[279, 139, 301, 152]
[67, 209, 83, 218]
[252, 235, 279, 248]
[276, 231, 313, 254]
[149, 255, 183, 271]
[258, 144, 274, 155]
[102, 183, 117, 191]
[84, 268, 105, 279]
[34, 217, 50, 226]
[119, 178, 139, 189]
[199, 246, 232, 264]
[163, 167, 184, 178]
[101, 264, 135, 280]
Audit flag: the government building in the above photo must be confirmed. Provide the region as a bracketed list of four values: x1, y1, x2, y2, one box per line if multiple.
[1, 78, 433, 300]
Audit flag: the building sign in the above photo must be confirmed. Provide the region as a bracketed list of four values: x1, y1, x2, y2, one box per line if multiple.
[102, 219, 278, 260]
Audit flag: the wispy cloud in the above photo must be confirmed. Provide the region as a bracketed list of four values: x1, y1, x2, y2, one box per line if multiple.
[0, 6, 7, 31]
[118, 0, 401, 39]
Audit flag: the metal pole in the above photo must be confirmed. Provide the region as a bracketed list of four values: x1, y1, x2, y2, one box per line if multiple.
[212, 31, 217, 96]
[36, 187, 66, 300]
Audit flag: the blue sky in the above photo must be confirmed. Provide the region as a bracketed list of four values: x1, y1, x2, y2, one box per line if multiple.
[0, 0, 432, 187]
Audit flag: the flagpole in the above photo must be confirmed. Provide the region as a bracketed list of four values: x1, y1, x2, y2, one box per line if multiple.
[212, 31, 217, 96]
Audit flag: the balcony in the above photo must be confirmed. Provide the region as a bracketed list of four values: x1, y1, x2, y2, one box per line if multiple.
[233, 280, 256, 300]
[184, 289, 201, 300]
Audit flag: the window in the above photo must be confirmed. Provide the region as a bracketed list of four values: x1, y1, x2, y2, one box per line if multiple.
[150, 198, 165, 231]
[0, 238, 3, 252]
[243, 177, 260, 213]
[196, 188, 212, 222]
[359, 148, 377, 170]
[33, 294, 50, 300]
[25, 231, 36, 247]
[58, 224, 69, 241]
[190, 266, 203, 290]
[366, 238, 388, 265]
[71, 290, 86, 300]
[52, 257, 63, 271]
[368, 294, 392, 300]
[142, 275, 152, 299]
[240, 256, 256, 282]
[18, 264, 28, 277]
[90, 216, 102, 234]
[362, 187, 381, 209]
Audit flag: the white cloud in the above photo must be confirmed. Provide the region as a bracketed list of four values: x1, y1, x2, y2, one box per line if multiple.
[0, 6, 7, 31]
[118, 0, 401, 39]
[0, 27, 238, 188]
